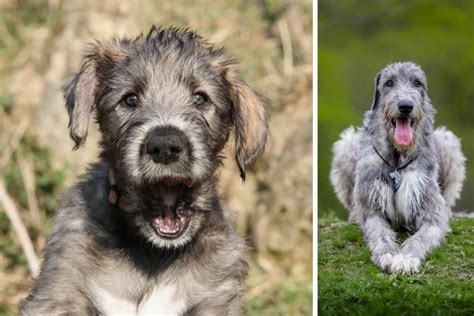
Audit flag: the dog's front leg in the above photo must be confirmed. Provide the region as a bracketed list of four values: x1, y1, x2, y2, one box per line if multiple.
[362, 215, 400, 271]
[390, 183, 450, 274]
[354, 170, 400, 271]
[393, 212, 449, 274]
[388, 224, 446, 275]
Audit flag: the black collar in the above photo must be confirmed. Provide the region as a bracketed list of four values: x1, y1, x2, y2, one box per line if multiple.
[372, 146, 418, 171]
[372, 146, 418, 191]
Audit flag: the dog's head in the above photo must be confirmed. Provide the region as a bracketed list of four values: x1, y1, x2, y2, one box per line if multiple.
[370, 62, 434, 154]
[63, 26, 267, 248]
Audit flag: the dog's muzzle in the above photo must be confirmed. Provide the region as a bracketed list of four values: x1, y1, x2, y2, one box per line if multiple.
[390, 100, 416, 147]
[139, 126, 197, 240]
[397, 100, 414, 115]
[146, 127, 189, 165]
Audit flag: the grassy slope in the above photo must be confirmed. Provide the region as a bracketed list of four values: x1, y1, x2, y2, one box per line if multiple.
[319, 218, 474, 315]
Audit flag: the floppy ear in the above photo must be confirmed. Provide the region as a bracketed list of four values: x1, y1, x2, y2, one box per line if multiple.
[224, 68, 268, 180]
[63, 53, 99, 149]
[372, 72, 381, 110]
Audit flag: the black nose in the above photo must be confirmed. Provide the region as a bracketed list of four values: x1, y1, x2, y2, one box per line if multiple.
[398, 100, 414, 114]
[146, 128, 188, 164]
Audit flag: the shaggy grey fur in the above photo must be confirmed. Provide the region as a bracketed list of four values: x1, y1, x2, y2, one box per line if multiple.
[331, 62, 466, 274]
[20, 26, 267, 315]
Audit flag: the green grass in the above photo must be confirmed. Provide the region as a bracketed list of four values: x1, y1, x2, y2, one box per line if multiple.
[319, 217, 474, 315]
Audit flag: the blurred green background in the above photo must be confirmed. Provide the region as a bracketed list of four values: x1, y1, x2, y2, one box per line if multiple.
[319, 0, 473, 219]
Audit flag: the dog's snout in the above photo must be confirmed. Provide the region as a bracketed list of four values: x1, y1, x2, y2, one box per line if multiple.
[146, 129, 187, 164]
[398, 100, 414, 114]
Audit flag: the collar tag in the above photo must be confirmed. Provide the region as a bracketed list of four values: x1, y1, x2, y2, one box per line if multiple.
[372, 145, 418, 192]
[389, 170, 402, 191]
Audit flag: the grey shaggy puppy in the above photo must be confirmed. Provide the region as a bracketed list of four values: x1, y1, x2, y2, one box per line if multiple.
[20, 26, 267, 315]
[330, 62, 466, 274]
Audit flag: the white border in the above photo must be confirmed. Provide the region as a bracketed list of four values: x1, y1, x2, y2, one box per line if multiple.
[313, 1, 318, 314]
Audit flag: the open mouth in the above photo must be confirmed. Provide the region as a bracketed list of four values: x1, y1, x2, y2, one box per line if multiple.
[148, 177, 194, 239]
[391, 117, 414, 146]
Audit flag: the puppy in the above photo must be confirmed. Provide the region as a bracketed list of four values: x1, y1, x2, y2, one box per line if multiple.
[20, 26, 267, 315]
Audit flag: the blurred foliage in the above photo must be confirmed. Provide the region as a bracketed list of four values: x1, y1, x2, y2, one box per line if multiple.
[3, 133, 67, 221]
[0, 114, 67, 314]
[0, 0, 65, 57]
[246, 263, 312, 315]
[0, 94, 13, 113]
[1, 130, 66, 249]
[319, 0, 474, 218]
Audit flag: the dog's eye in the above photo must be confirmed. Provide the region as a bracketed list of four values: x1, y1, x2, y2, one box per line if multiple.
[414, 80, 423, 88]
[124, 94, 139, 107]
[192, 92, 208, 107]
[384, 80, 394, 88]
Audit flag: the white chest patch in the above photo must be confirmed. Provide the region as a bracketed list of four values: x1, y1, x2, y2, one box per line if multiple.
[138, 284, 187, 315]
[395, 170, 429, 223]
[92, 285, 136, 316]
[92, 284, 187, 316]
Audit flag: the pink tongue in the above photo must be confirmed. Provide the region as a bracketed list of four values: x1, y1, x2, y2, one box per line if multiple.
[394, 118, 413, 146]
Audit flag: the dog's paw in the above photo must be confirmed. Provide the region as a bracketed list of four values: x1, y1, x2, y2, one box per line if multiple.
[389, 254, 421, 275]
[373, 253, 394, 270]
